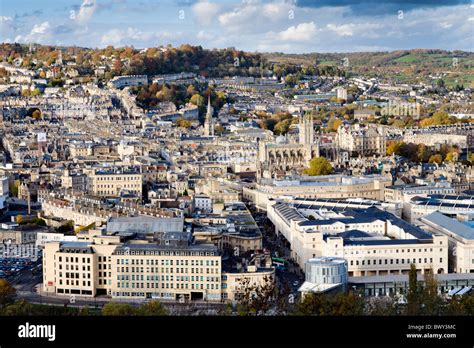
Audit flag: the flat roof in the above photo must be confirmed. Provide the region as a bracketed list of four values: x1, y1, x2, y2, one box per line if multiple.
[421, 211, 474, 240]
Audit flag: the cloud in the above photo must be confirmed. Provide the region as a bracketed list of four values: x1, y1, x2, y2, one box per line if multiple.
[196, 30, 215, 40]
[326, 23, 382, 38]
[15, 21, 53, 43]
[218, 4, 259, 30]
[192, 1, 221, 26]
[100, 27, 178, 46]
[277, 22, 317, 41]
[75, 0, 97, 24]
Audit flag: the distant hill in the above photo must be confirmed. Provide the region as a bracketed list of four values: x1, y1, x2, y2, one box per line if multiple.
[263, 49, 474, 87]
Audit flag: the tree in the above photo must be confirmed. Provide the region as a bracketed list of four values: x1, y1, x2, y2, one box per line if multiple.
[274, 118, 292, 135]
[2, 300, 33, 315]
[15, 214, 24, 225]
[386, 141, 403, 156]
[236, 275, 276, 315]
[138, 300, 169, 316]
[9, 180, 19, 197]
[366, 297, 398, 315]
[445, 151, 458, 162]
[296, 292, 364, 316]
[79, 305, 91, 316]
[214, 124, 225, 135]
[102, 302, 137, 316]
[327, 116, 343, 132]
[304, 157, 334, 176]
[406, 264, 420, 315]
[421, 269, 442, 315]
[416, 144, 431, 163]
[420, 111, 453, 127]
[428, 154, 443, 164]
[0, 279, 16, 308]
[189, 93, 204, 107]
[176, 118, 192, 128]
[32, 109, 41, 119]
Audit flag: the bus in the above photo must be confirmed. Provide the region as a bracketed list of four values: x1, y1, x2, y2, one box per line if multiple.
[272, 257, 287, 271]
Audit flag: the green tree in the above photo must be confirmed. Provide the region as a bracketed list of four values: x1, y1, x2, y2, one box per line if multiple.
[0, 279, 16, 308]
[296, 292, 364, 316]
[406, 264, 420, 315]
[421, 269, 442, 315]
[138, 300, 169, 316]
[79, 305, 91, 316]
[304, 157, 334, 176]
[102, 302, 137, 316]
[2, 300, 33, 315]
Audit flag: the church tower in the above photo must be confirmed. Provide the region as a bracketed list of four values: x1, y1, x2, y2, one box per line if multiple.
[299, 113, 314, 146]
[203, 95, 214, 136]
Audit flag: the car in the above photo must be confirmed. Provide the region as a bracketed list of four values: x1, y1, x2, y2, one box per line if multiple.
[292, 281, 299, 287]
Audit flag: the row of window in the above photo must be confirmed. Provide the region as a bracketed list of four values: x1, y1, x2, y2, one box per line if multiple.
[117, 259, 219, 266]
[59, 256, 91, 263]
[116, 274, 220, 282]
[117, 282, 219, 290]
[349, 258, 442, 266]
[95, 176, 140, 181]
[116, 266, 219, 274]
[58, 279, 91, 287]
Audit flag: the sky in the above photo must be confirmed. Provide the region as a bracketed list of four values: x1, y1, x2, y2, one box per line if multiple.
[0, 0, 473, 53]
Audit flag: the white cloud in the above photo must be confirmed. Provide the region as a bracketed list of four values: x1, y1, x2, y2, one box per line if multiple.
[218, 5, 259, 29]
[326, 22, 382, 38]
[192, 1, 221, 26]
[0, 16, 12, 23]
[277, 22, 317, 41]
[15, 21, 52, 43]
[31, 21, 51, 35]
[101, 27, 177, 46]
[76, 0, 97, 24]
[262, 2, 294, 20]
[196, 30, 215, 40]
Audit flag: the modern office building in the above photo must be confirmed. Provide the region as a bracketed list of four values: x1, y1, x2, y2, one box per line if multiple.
[268, 199, 449, 276]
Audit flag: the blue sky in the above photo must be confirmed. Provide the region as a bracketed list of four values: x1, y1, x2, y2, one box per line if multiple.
[0, 0, 473, 52]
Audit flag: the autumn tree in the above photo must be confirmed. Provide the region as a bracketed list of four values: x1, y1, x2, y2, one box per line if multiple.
[428, 154, 443, 164]
[0, 279, 16, 308]
[32, 109, 41, 120]
[176, 118, 192, 128]
[327, 116, 343, 132]
[304, 157, 333, 176]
